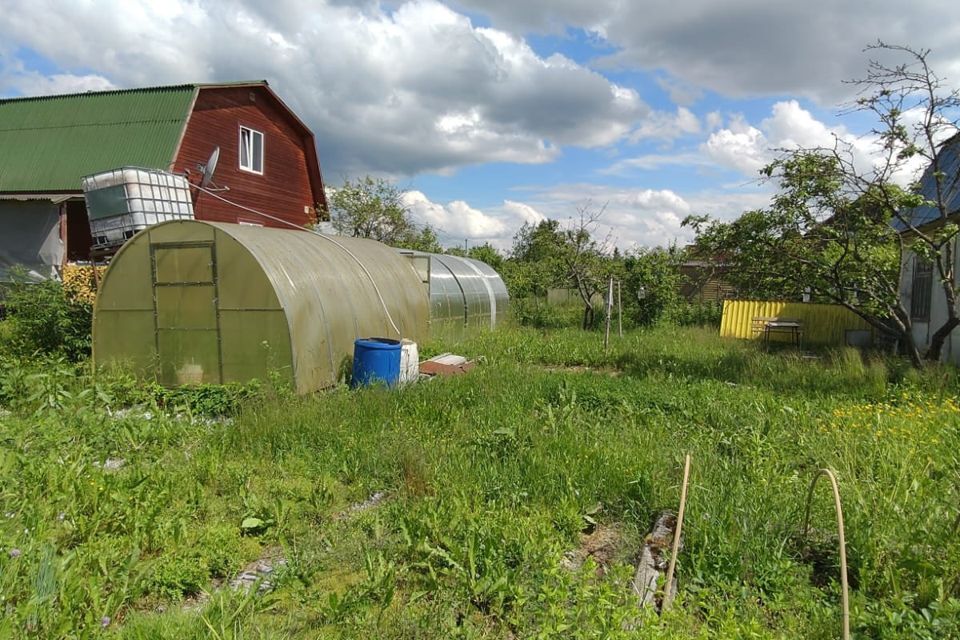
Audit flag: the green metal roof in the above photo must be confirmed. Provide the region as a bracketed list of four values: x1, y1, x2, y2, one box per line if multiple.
[0, 85, 198, 192]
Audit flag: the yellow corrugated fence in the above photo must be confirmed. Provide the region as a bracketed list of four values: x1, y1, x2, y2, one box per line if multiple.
[720, 300, 874, 345]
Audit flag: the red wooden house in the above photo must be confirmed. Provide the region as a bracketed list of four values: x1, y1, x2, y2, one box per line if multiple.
[0, 81, 326, 277]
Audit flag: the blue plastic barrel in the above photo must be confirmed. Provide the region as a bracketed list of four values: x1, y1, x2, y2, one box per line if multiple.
[352, 338, 402, 388]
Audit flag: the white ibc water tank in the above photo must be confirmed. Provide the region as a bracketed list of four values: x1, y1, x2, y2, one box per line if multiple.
[399, 339, 419, 385]
[81, 167, 194, 249]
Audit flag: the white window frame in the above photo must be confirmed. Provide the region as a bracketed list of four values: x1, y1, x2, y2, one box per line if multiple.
[238, 125, 264, 175]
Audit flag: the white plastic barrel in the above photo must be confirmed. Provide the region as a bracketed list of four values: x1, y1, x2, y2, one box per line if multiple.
[399, 339, 419, 385]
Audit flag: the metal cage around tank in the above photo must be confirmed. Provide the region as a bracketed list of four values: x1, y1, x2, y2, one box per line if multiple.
[93, 220, 429, 393]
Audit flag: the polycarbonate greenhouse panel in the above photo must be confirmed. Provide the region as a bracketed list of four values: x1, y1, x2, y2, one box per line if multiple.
[427, 258, 465, 337]
[398, 250, 510, 337]
[463, 257, 509, 327]
[432, 255, 493, 329]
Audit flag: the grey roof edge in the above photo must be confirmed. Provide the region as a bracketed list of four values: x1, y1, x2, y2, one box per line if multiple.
[0, 193, 79, 202]
[0, 80, 268, 105]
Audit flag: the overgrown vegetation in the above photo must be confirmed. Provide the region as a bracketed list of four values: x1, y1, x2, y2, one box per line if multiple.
[686, 43, 960, 367]
[503, 219, 717, 331]
[1, 274, 92, 362]
[1, 325, 958, 638]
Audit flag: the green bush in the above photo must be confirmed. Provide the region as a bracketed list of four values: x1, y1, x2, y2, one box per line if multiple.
[150, 553, 210, 600]
[153, 382, 263, 417]
[1, 275, 92, 361]
[622, 248, 683, 326]
[668, 300, 724, 327]
[510, 297, 584, 329]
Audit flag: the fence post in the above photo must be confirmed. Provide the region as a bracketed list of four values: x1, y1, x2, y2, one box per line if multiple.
[618, 280, 623, 338]
[604, 276, 614, 350]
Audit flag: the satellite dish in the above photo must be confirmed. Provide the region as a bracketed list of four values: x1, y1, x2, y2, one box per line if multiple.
[200, 146, 220, 189]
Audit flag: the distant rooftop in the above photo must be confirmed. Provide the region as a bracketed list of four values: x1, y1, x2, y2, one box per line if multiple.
[895, 133, 960, 232]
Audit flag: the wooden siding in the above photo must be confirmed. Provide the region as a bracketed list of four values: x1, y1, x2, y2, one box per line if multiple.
[679, 264, 736, 302]
[173, 86, 319, 228]
[720, 300, 874, 345]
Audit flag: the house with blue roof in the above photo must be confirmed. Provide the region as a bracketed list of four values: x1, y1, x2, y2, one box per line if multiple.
[897, 132, 960, 363]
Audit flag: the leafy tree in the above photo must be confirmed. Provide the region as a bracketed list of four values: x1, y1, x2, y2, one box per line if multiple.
[508, 205, 616, 329]
[687, 43, 960, 367]
[444, 243, 505, 271]
[561, 204, 615, 329]
[859, 43, 960, 361]
[506, 219, 567, 299]
[686, 152, 922, 363]
[404, 225, 444, 254]
[623, 246, 683, 326]
[467, 243, 504, 271]
[329, 176, 442, 252]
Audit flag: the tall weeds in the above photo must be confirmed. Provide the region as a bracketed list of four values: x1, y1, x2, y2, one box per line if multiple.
[0, 325, 957, 637]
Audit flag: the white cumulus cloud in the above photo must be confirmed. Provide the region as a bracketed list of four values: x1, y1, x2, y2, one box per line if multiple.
[502, 200, 546, 225]
[702, 115, 769, 176]
[403, 190, 506, 240]
[701, 101, 884, 178]
[453, 0, 960, 104]
[0, 0, 648, 177]
[630, 107, 701, 143]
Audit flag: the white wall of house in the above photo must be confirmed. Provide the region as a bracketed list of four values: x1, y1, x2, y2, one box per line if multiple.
[900, 237, 960, 365]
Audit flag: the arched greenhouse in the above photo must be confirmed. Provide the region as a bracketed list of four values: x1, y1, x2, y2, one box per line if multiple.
[93, 221, 510, 392]
[93, 220, 429, 392]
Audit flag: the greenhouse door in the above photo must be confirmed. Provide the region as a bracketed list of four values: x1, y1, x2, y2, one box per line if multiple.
[150, 241, 223, 385]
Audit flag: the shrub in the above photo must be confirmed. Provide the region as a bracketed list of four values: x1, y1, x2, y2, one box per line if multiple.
[150, 553, 210, 600]
[622, 248, 683, 326]
[510, 297, 584, 329]
[668, 300, 724, 327]
[1, 274, 92, 361]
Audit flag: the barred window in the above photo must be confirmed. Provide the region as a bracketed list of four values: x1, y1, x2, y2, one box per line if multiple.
[910, 257, 933, 321]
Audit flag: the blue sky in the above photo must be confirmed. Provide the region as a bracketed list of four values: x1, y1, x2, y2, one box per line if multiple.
[2, 0, 958, 250]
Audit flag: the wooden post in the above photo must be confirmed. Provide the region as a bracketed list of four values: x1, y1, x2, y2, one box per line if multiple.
[604, 276, 614, 350]
[663, 453, 691, 611]
[617, 279, 623, 338]
[58, 202, 69, 269]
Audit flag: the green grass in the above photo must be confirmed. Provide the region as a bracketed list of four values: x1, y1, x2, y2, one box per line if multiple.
[1, 326, 958, 638]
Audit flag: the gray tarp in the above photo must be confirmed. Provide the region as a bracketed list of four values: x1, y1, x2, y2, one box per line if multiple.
[0, 200, 64, 281]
